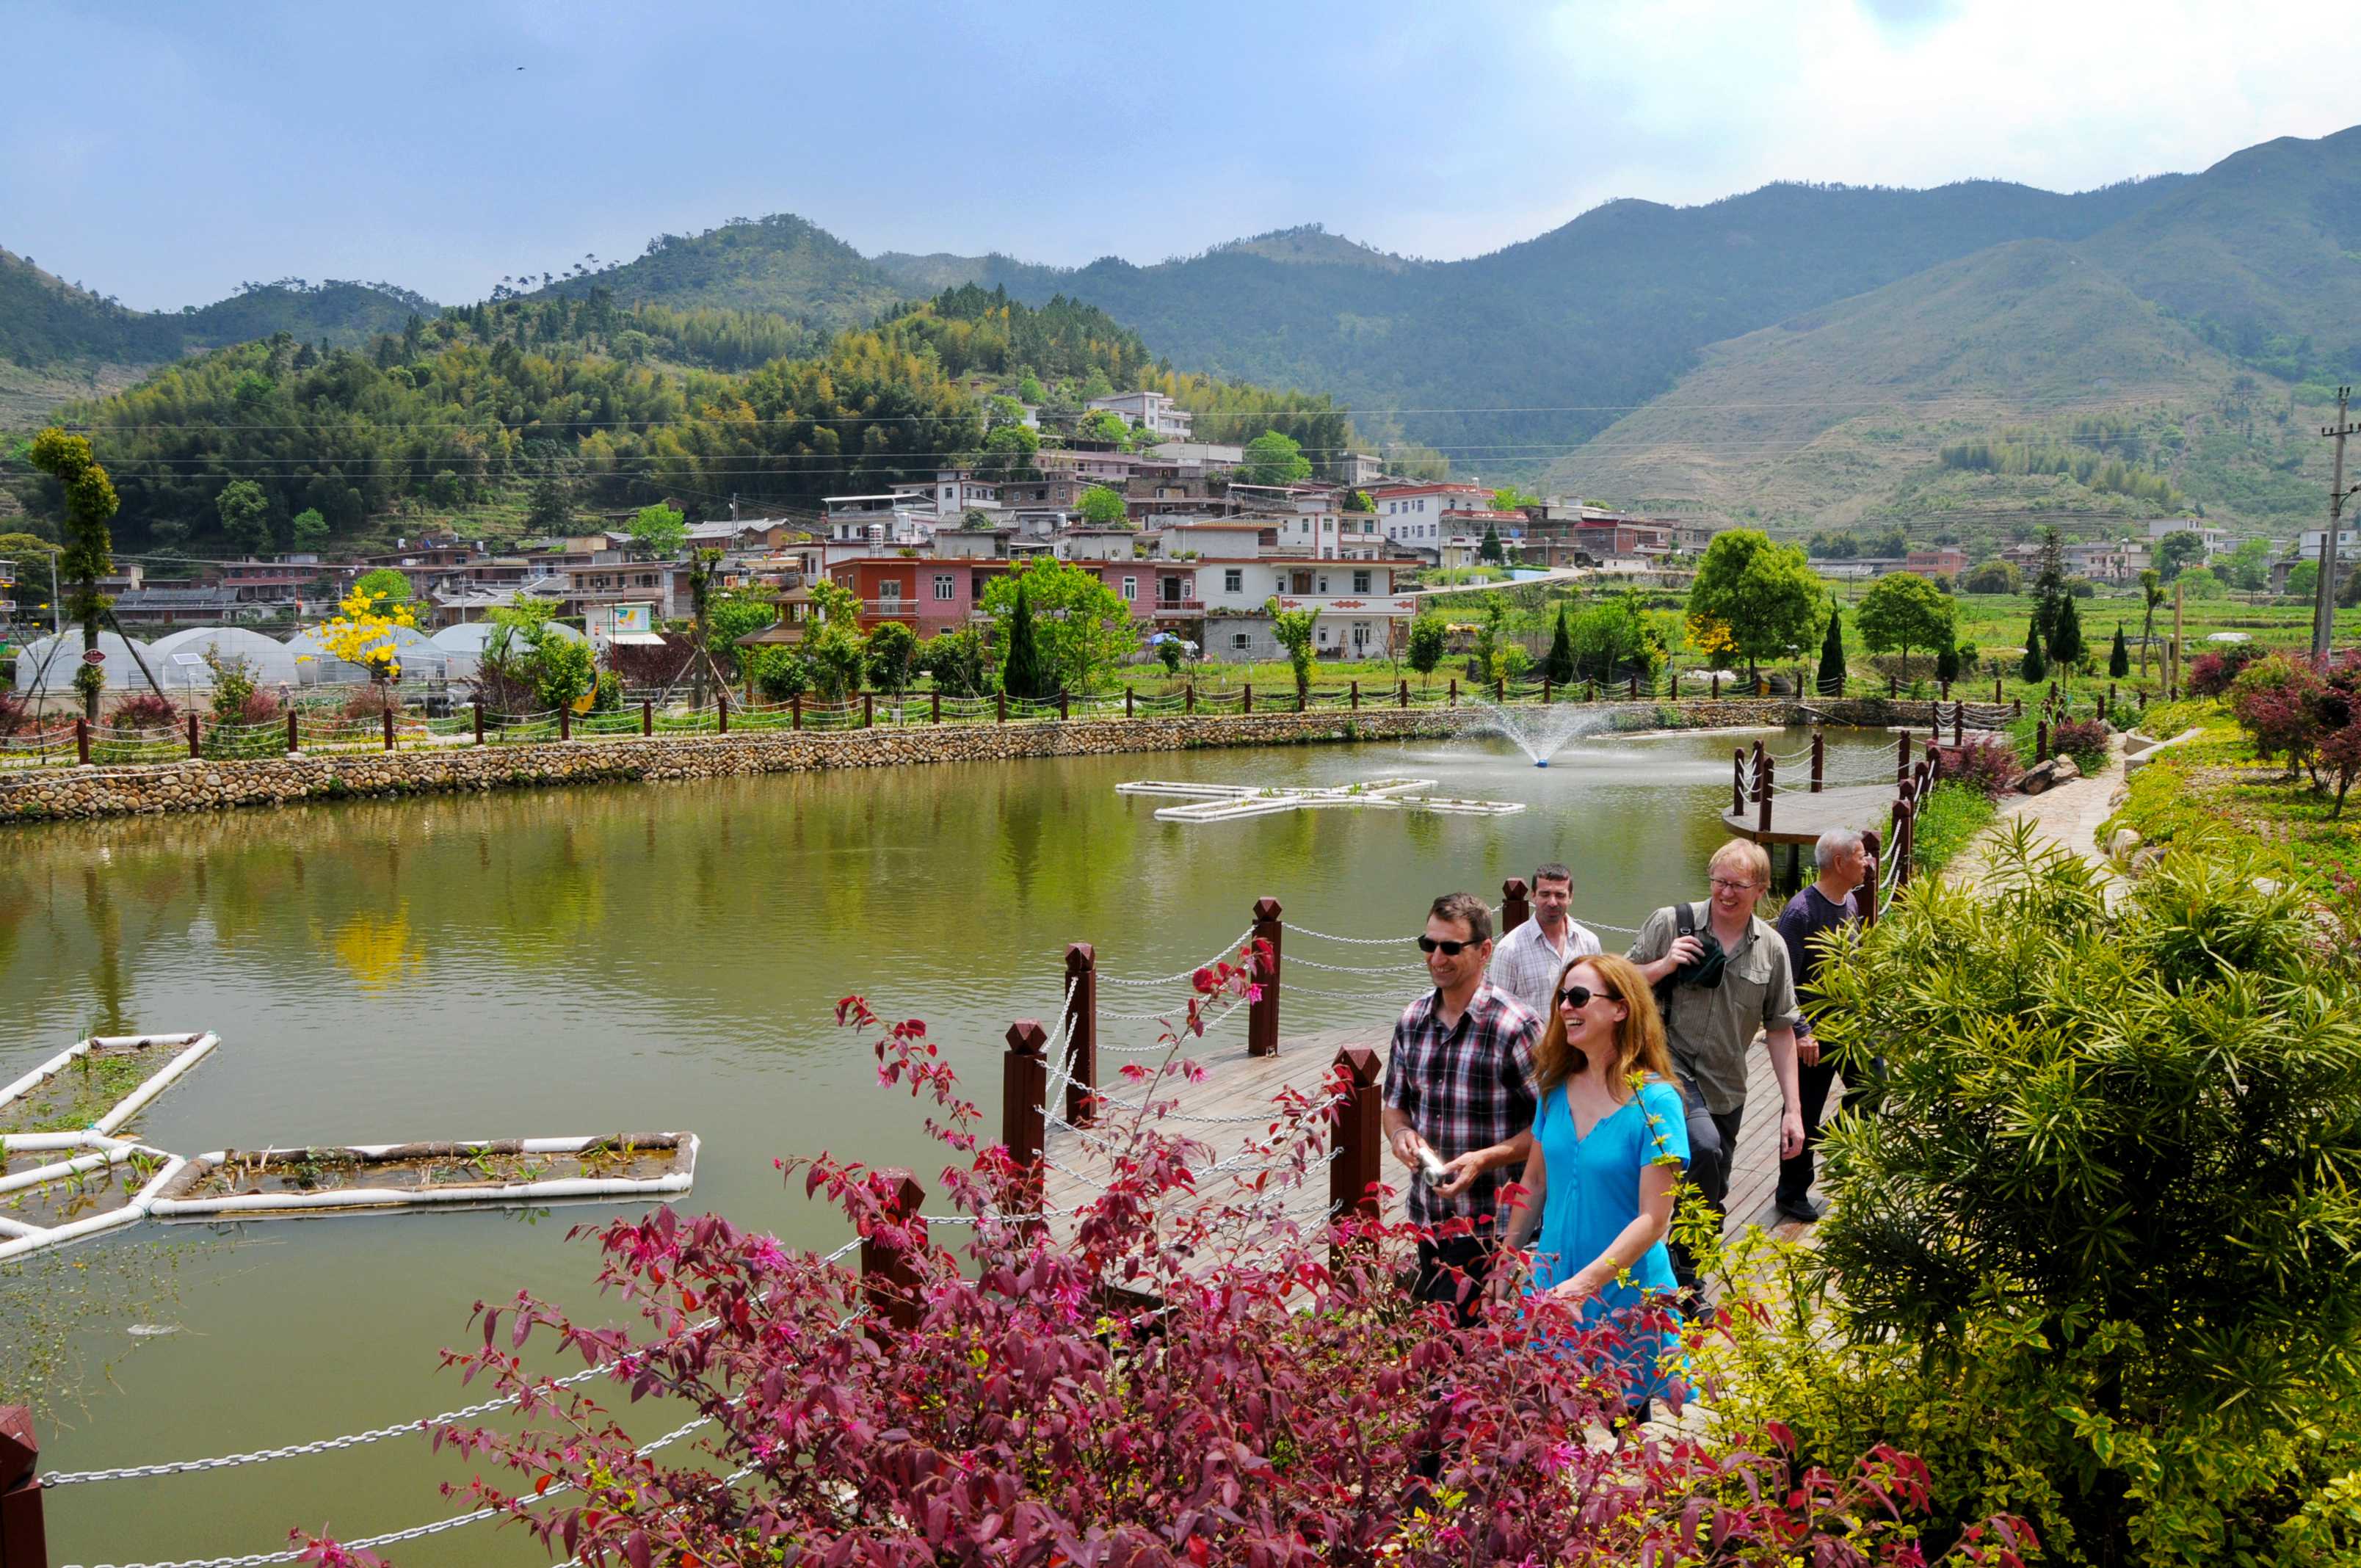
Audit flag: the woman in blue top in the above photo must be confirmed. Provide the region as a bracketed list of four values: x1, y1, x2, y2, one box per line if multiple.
[1493, 951, 1690, 1419]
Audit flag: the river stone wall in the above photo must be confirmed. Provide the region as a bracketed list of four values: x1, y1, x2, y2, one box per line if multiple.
[0, 698, 1909, 824]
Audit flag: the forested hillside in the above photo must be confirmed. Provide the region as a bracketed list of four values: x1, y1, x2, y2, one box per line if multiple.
[531, 214, 904, 331]
[4, 286, 1354, 553]
[0, 247, 432, 370]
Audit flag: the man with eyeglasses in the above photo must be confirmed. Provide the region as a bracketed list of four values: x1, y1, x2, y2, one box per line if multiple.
[1485, 862, 1601, 1020]
[1382, 890, 1542, 1321]
[1628, 839, 1805, 1289]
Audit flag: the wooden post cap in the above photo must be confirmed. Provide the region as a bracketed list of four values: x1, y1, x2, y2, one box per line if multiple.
[1004, 1020, 1048, 1056]
[1065, 941, 1095, 973]
[1252, 896, 1283, 921]
[0, 1406, 35, 1489]
[1333, 1045, 1380, 1086]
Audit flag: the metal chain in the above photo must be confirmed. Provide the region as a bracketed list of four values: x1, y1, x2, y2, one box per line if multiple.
[1286, 955, 1426, 976]
[1096, 929, 1254, 987]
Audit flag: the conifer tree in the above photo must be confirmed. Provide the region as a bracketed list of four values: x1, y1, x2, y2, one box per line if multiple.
[2020, 619, 2047, 684]
[29, 428, 119, 722]
[1935, 641, 1960, 684]
[1002, 582, 1048, 700]
[2050, 592, 2085, 669]
[2109, 623, 2130, 678]
[1544, 604, 1575, 684]
[1816, 603, 1846, 694]
[1479, 523, 1504, 565]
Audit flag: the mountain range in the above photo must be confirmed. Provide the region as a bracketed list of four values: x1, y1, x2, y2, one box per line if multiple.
[10, 126, 2361, 535]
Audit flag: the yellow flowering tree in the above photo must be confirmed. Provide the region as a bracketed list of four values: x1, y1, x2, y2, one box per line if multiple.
[319, 587, 418, 708]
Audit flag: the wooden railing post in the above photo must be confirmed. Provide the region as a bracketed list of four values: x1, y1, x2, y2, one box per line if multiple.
[1810, 728, 1825, 792]
[642, 699, 653, 736]
[2036, 719, 2049, 764]
[934, 690, 943, 724]
[1749, 738, 1767, 803]
[1001, 1020, 1048, 1232]
[1757, 755, 1774, 835]
[1058, 691, 1068, 722]
[1398, 680, 1407, 708]
[1890, 799, 1910, 894]
[1501, 877, 1531, 935]
[1350, 680, 1360, 710]
[1063, 944, 1098, 1127]
[1858, 829, 1882, 928]
[1299, 684, 1308, 714]
[1711, 670, 1720, 700]
[74, 718, 88, 766]
[718, 689, 730, 736]
[382, 704, 395, 752]
[1733, 748, 1747, 814]
[1952, 703, 1964, 747]
[1329, 1046, 1383, 1265]
[1628, 670, 1639, 700]
[186, 711, 200, 759]
[997, 690, 1008, 722]
[1896, 730, 1911, 785]
[1125, 686, 1134, 719]
[859, 1169, 929, 1332]
[1448, 678, 1457, 708]
[559, 703, 570, 741]
[1495, 676, 1506, 704]
[1186, 683, 1196, 716]
[1248, 896, 1283, 1059]
[1, 1405, 48, 1568]
[864, 691, 875, 728]
[286, 708, 299, 755]
[1540, 678, 1551, 705]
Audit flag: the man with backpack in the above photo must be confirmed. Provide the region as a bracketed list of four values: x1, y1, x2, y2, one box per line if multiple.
[1627, 838, 1805, 1291]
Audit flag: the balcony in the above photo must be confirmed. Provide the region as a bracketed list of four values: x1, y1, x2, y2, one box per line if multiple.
[1149, 598, 1204, 616]
[863, 600, 921, 619]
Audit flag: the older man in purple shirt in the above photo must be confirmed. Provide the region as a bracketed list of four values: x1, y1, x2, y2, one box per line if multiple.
[1771, 826, 1867, 1222]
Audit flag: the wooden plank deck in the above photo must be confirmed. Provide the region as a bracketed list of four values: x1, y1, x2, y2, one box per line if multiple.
[1039, 1015, 1832, 1254]
[1721, 782, 1897, 847]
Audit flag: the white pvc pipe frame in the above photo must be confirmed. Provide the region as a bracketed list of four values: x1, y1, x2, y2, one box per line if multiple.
[0, 1147, 189, 1262]
[148, 1133, 700, 1218]
[0, 1031, 221, 1138]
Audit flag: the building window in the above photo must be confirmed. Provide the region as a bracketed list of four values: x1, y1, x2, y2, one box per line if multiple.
[1353, 570, 1371, 593]
[1225, 569, 1243, 593]
[879, 581, 903, 600]
[1121, 576, 1137, 601]
[933, 575, 955, 601]
[1232, 631, 1251, 650]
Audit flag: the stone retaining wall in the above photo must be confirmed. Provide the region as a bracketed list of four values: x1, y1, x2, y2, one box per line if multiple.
[0, 697, 1887, 824]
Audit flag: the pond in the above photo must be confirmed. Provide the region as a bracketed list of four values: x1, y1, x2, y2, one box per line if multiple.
[1, 722, 1896, 1563]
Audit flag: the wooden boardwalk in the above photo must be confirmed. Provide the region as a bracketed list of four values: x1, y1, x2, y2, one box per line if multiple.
[1038, 1015, 1830, 1254]
[1721, 782, 1897, 849]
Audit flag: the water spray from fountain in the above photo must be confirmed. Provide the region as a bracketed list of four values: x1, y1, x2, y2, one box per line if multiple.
[1466, 703, 1617, 766]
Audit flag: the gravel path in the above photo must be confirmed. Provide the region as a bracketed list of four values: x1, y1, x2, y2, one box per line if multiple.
[1954, 739, 2129, 897]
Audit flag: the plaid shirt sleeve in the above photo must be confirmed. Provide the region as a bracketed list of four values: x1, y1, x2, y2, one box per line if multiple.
[1382, 1000, 1423, 1117]
[1500, 1006, 1540, 1131]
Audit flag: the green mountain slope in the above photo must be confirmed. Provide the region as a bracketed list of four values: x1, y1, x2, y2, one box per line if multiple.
[2077, 126, 2361, 377]
[1545, 238, 2327, 537]
[534, 214, 904, 330]
[0, 246, 432, 372]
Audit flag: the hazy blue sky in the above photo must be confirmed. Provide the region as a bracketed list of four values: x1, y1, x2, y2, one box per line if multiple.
[7, 0, 2357, 311]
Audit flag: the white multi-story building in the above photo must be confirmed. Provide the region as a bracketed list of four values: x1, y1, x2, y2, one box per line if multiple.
[1371, 482, 1493, 553]
[1085, 391, 1194, 440]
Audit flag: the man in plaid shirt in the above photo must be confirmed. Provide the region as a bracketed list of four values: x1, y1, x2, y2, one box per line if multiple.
[1383, 890, 1543, 1321]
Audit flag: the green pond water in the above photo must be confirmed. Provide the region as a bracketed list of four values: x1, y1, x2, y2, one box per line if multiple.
[0, 723, 1896, 1563]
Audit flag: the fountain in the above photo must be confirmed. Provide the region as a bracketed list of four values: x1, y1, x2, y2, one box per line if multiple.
[1465, 703, 1616, 766]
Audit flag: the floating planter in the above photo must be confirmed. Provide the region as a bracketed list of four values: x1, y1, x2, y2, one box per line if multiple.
[0, 1144, 186, 1261]
[1117, 776, 1525, 824]
[0, 1031, 220, 1139]
[148, 1132, 698, 1219]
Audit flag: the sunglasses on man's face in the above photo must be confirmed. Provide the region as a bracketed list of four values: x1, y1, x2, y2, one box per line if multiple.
[1417, 935, 1476, 956]
[1557, 984, 1622, 1009]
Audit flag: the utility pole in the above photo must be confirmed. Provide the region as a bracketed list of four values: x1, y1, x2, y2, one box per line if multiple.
[2315, 385, 2360, 660]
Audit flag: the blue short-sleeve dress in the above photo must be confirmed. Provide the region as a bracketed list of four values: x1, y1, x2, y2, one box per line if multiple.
[1523, 1075, 1691, 1404]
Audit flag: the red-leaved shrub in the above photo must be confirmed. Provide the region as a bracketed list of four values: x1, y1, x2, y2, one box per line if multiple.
[342, 685, 402, 719]
[0, 686, 29, 737]
[2188, 642, 2267, 697]
[1940, 736, 2021, 797]
[2320, 723, 2361, 816]
[298, 949, 2034, 1568]
[2050, 716, 2111, 773]
[2230, 656, 2326, 778]
[106, 691, 181, 730]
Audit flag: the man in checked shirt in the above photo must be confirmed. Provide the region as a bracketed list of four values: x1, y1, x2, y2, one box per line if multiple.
[1382, 890, 1544, 1323]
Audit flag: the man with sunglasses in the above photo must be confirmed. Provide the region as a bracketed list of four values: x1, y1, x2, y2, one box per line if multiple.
[1382, 890, 1542, 1321]
[1628, 840, 1805, 1291]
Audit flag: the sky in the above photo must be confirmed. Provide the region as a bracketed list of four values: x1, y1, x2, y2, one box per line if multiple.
[5, 0, 2360, 312]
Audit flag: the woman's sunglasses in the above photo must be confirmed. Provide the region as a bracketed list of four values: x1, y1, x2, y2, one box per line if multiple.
[1415, 935, 1476, 955]
[1557, 984, 1622, 1009]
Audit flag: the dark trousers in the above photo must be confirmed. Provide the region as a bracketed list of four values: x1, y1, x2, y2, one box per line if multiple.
[1412, 1233, 1496, 1326]
[1776, 1058, 1840, 1207]
[1669, 1078, 1743, 1295]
